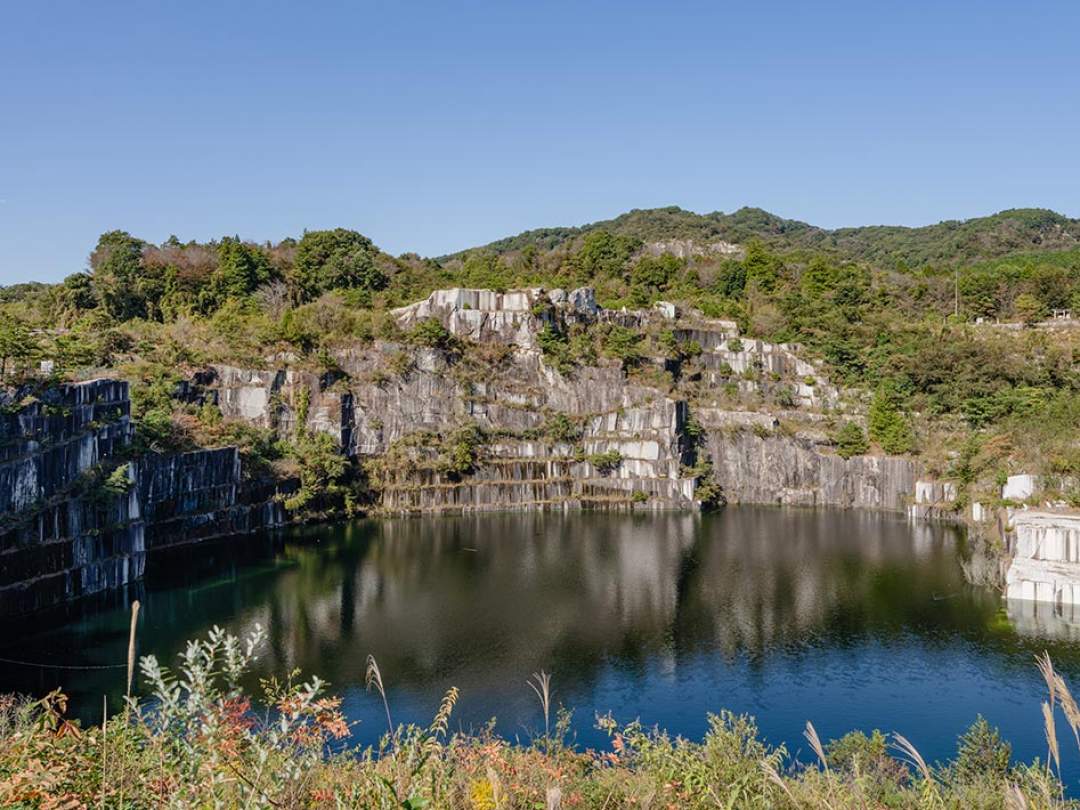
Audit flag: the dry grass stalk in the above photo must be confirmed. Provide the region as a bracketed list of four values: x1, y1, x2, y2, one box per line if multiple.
[126, 600, 140, 699]
[527, 670, 552, 738]
[425, 686, 459, 754]
[891, 733, 932, 783]
[761, 760, 796, 804]
[1042, 701, 1060, 777]
[1053, 672, 1080, 750]
[1005, 783, 1029, 810]
[365, 655, 394, 737]
[1035, 651, 1057, 709]
[545, 784, 562, 810]
[804, 721, 829, 773]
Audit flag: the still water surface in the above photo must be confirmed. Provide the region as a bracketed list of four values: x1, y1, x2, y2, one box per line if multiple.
[3, 508, 1079, 772]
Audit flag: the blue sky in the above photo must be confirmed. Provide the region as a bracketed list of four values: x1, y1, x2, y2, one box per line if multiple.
[2, 1, 1078, 284]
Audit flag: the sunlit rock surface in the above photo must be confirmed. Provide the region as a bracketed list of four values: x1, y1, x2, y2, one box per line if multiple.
[1005, 511, 1080, 608]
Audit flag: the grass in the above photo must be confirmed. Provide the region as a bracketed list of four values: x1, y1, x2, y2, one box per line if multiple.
[3, 626, 1080, 808]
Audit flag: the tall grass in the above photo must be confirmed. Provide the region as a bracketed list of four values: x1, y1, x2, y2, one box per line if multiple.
[2, 628, 1080, 808]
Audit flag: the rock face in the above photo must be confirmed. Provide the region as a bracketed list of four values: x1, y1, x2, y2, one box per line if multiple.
[1005, 511, 1080, 610]
[203, 286, 920, 516]
[701, 417, 917, 511]
[0, 381, 285, 615]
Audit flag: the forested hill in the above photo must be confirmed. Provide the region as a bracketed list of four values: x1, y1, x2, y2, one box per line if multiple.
[459, 206, 1080, 269]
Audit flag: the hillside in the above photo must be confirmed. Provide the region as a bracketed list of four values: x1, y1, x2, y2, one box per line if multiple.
[460, 206, 1080, 269]
[0, 206, 1077, 523]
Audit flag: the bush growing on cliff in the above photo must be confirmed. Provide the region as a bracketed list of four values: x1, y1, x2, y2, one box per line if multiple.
[407, 317, 457, 352]
[587, 449, 623, 474]
[542, 412, 582, 444]
[436, 423, 485, 478]
[833, 421, 869, 459]
[285, 431, 355, 515]
[868, 383, 916, 455]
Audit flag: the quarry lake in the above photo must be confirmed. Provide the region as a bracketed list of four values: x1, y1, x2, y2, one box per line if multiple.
[3, 507, 1079, 771]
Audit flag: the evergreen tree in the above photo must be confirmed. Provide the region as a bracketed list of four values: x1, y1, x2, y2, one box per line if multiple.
[867, 384, 915, 454]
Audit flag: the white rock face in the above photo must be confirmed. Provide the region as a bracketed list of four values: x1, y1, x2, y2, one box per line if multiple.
[1005, 511, 1080, 607]
[1003, 474, 1039, 501]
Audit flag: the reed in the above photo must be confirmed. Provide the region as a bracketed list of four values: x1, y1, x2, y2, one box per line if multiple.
[527, 669, 552, 739]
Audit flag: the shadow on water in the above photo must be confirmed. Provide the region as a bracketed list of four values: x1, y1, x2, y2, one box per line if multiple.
[3, 506, 1080, 771]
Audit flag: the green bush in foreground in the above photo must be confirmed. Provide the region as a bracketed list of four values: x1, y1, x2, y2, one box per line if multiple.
[0, 628, 1077, 808]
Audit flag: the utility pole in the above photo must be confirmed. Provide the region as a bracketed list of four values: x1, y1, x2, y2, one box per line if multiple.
[954, 268, 959, 318]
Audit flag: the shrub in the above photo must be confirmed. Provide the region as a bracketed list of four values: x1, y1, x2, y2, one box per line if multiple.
[407, 318, 456, 351]
[587, 449, 623, 474]
[833, 422, 869, 459]
[542, 413, 582, 444]
[868, 384, 916, 455]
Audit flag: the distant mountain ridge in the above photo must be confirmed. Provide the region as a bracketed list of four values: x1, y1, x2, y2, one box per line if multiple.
[454, 206, 1080, 268]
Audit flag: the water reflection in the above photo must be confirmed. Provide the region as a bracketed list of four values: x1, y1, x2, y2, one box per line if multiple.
[2, 508, 1079, 767]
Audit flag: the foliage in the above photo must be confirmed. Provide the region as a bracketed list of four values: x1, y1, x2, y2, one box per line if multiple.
[285, 430, 356, 515]
[833, 421, 869, 459]
[542, 412, 582, 444]
[406, 317, 457, 352]
[435, 423, 485, 479]
[587, 449, 623, 474]
[868, 383, 917, 455]
[292, 228, 386, 301]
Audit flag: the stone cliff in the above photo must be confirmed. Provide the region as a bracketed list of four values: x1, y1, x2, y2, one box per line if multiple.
[189, 286, 919, 515]
[0, 380, 285, 615]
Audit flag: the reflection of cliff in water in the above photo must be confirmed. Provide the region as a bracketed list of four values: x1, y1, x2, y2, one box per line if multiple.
[0, 508, 999, 724]
[1007, 598, 1080, 642]
[216, 510, 983, 693]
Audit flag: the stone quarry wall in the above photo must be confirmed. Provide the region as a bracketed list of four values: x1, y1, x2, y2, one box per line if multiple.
[199, 286, 923, 516]
[0, 381, 285, 615]
[700, 413, 918, 511]
[1005, 511, 1080, 610]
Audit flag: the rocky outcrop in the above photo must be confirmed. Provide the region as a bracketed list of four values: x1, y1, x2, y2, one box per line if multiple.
[1005, 511, 1080, 609]
[378, 398, 696, 513]
[195, 287, 918, 516]
[0, 381, 286, 615]
[0, 379, 131, 516]
[700, 414, 918, 511]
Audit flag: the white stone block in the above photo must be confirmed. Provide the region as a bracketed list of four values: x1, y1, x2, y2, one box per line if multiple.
[1003, 474, 1039, 501]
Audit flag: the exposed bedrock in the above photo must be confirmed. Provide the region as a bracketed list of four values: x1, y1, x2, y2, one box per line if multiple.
[1005, 511, 1080, 610]
[0, 381, 285, 615]
[195, 286, 920, 516]
[700, 412, 917, 511]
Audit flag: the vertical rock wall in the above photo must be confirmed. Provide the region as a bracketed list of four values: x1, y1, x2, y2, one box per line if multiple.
[0, 381, 286, 615]
[1005, 511, 1080, 609]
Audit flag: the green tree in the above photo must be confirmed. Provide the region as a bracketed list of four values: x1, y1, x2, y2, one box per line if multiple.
[742, 240, 783, 292]
[285, 431, 352, 513]
[867, 384, 916, 454]
[89, 230, 150, 320]
[833, 421, 869, 459]
[575, 231, 638, 279]
[952, 716, 1011, 784]
[630, 254, 680, 289]
[0, 316, 36, 376]
[58, 273, 97, 312]
[213, 238, 274, 300]
[1013, 292, 1044, 325]
[292, 228, 386, 301]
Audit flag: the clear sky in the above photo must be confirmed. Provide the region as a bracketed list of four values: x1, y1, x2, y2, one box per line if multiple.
[2, 1, 1078, 284]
